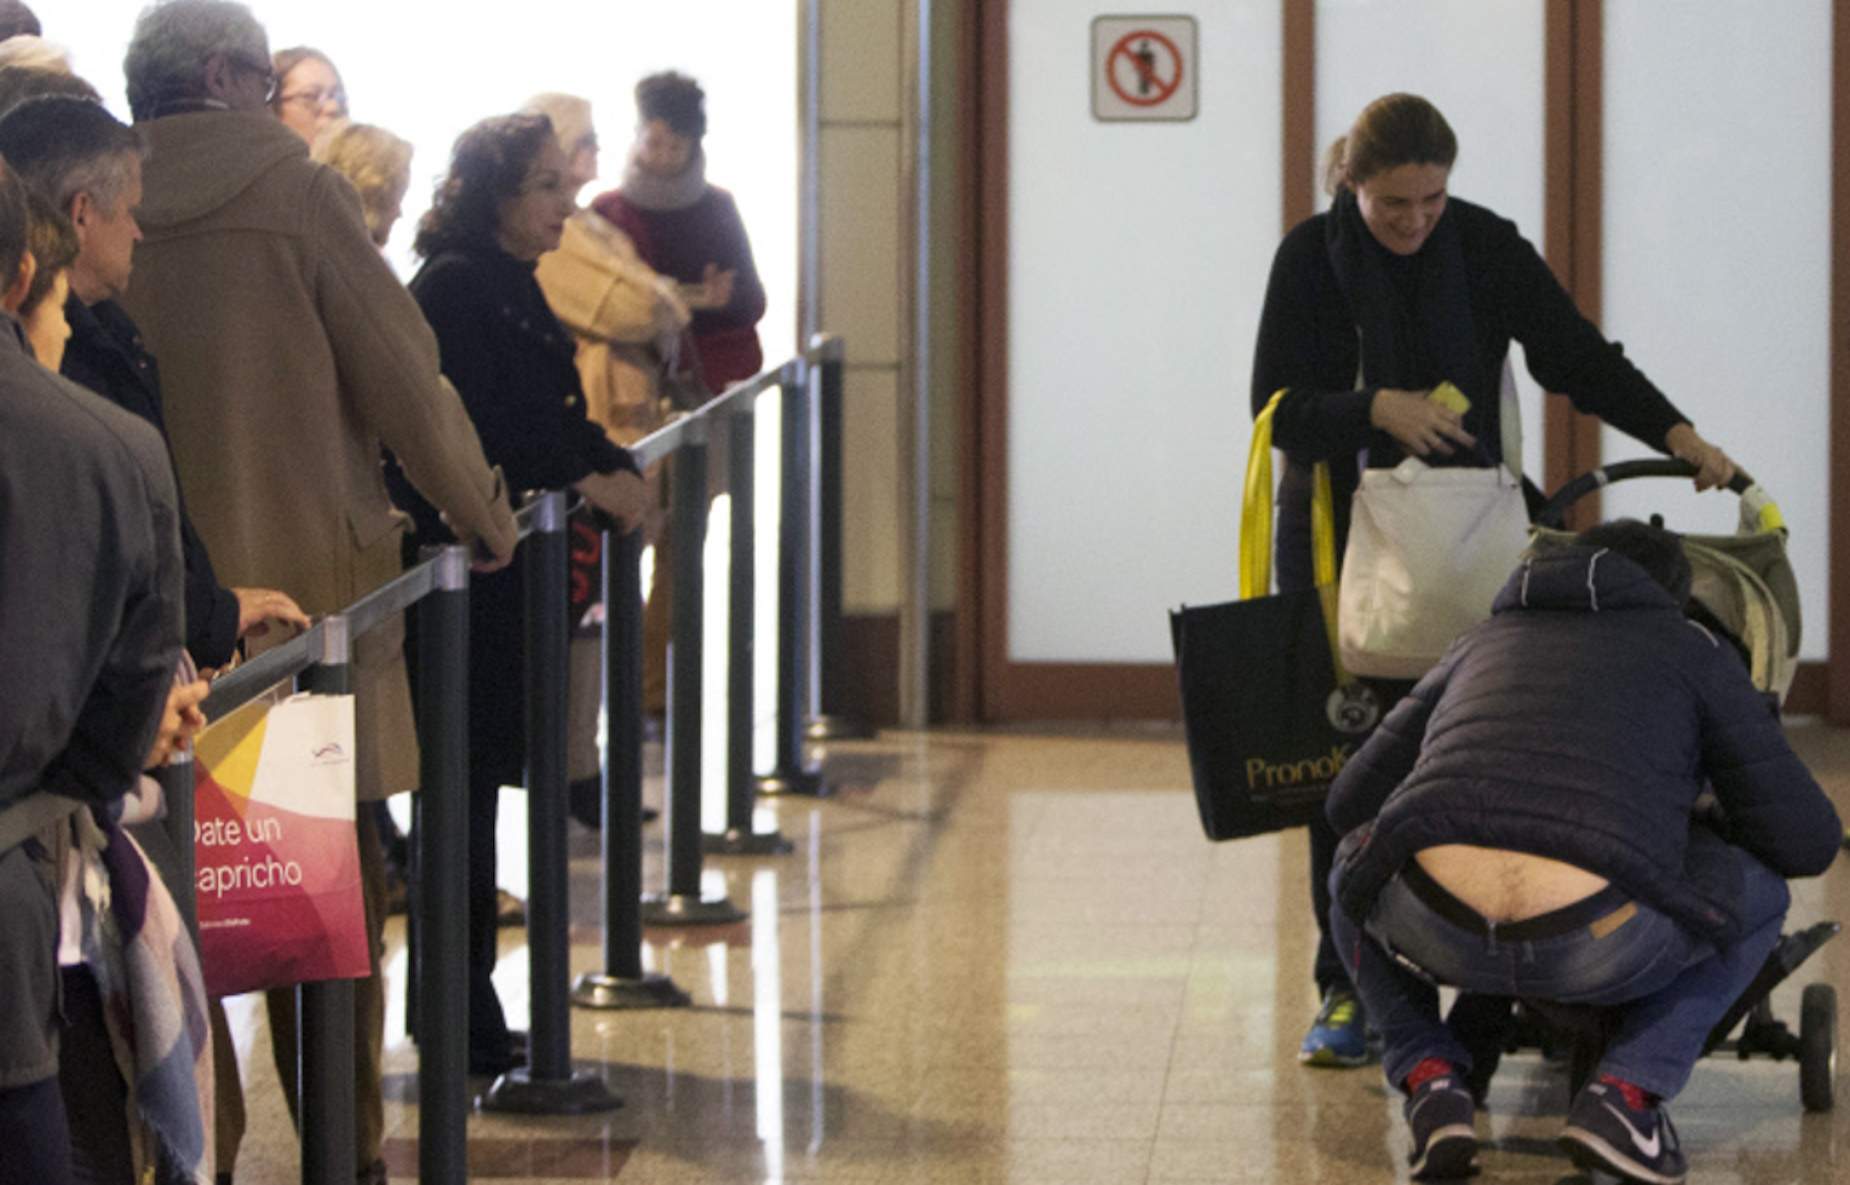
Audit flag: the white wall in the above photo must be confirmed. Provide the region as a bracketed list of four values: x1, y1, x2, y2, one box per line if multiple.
[54, 0, 798, 358]
[1316, 0, 1547, 483]
[1007, 1, 1281, 664]
[1599, 0, 1831, 660]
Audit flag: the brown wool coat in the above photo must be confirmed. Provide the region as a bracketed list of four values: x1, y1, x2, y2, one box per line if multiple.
[122, 111, 518, 800]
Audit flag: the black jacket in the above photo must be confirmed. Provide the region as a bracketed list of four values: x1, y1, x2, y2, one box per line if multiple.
[1251, 197, 1691, 591]
[1327, 546, 1841, 946]
[61, 294, 241, 667]
[389, 244, 634, 783]
[390, 244, 632, 542]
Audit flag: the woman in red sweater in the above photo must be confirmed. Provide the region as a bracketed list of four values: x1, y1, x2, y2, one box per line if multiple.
[592, 70, 766, 392]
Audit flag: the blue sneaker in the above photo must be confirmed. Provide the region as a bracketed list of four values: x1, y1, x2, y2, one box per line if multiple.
[1298, 989, 1372, 1066]
[1559, 1081, 1687, 1185]
[1404, 1072, 1479, 1179]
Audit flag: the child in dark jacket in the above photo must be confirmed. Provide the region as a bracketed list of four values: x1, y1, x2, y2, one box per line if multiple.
[1325, 519, 1840, 1184]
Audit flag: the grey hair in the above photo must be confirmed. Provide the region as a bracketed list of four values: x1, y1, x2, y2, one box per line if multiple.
[57, 148, 146, 216]
[0, 96, 148, 219]
[124, 0, 268, 121]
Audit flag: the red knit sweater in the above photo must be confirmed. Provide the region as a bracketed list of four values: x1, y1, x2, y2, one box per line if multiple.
[593, 185, 767, 390]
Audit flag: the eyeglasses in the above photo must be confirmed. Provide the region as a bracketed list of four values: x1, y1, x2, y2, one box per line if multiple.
[279, 85, 349, 115]
[228, 54, 278, 103]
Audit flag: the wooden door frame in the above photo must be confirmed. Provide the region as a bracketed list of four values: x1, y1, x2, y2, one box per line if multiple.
[960, 0, 1847, 722]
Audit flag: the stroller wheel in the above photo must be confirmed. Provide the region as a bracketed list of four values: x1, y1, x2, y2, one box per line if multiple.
[1800, 982, 1836, 1112]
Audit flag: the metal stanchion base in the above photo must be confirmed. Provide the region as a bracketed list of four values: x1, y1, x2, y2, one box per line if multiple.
[571, 971, 693, 1010]
[754, 768, 830, 798]
[478, 1067, 622, 1115]
[641, 892, 748, 926]
[703, 826, 795, 856]
[805, 713, 873, 742]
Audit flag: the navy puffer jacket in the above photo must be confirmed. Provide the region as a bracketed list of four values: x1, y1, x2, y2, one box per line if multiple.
[1328, 545, 1841, 946]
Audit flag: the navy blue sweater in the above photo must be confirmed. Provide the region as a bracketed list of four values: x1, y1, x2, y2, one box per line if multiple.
[1327, 546, 1840, 945]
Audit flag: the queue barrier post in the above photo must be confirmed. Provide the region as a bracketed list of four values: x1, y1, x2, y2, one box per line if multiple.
[295, 616, 358, 1185]
[642, 420, 747, 925]
[414, 543, 473, 1179]
[802, 336, 871, 743]
[572, 519, 693, 1008]
[706, 391, 792, 856]
[482, 491, 621, 1114]
[756, 360, 830, 798]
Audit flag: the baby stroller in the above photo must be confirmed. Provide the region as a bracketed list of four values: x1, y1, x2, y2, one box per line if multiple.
[1494, 459, 1842, 1116]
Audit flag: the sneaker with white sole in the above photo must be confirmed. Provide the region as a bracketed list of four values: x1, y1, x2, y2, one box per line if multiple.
[1403, 1072, 1479, 1179]
[1559, 1081, 1687, 1185]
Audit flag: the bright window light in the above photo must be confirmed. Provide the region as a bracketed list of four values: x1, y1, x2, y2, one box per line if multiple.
[60, 1, 797, 359]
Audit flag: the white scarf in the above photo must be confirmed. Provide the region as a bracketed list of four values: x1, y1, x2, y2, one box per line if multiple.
[619, 146, 709, 211]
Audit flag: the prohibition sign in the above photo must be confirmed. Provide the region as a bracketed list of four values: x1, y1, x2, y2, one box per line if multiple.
[1106, 29, 1183, 108]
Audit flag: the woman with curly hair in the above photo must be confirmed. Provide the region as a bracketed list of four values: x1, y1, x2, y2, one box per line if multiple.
[387, 112, 650, 1076]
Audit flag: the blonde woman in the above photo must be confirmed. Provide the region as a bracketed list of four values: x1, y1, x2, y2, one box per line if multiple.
[312, 118, 412, 249]
[527, 91, 689, 806]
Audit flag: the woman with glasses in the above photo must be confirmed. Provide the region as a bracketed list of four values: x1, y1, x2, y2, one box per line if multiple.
[270, 45, 346, 146]
[388, 112, 651, 1077]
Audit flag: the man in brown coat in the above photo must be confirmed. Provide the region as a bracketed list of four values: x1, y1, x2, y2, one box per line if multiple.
[120, 3, 517, 1181]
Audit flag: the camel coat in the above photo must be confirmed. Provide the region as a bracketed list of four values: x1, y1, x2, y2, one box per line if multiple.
[535, 208, 690, 446]
[122, 110, 517, 801]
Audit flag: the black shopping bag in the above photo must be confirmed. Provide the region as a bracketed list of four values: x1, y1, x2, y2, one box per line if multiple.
[1175, 389, 1381, 842]
[1171, 591, 1376, 840]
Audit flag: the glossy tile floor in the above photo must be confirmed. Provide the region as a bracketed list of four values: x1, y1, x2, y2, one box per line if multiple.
[221, 720, 1850, 1183]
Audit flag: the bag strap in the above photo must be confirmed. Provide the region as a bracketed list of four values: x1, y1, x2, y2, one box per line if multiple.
[1239, 392, 1283, 601]
[1499, 355, 1523, 482]
[0, 790, 85, 858]
[1243, 390, 1351, 684]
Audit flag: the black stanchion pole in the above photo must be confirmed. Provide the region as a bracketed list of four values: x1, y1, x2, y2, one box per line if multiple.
[160, 756, 195, 937]
[708, 400, 792, 856]
[296, 617, 357, 1185]
[803, 337, 871, 742]
[414, 544, 471, 1183]
[573, 525, 692, 1009]
[643, 426, 747, 924]
[483, 491, 620, 1114]
[758, 363, 830, 797]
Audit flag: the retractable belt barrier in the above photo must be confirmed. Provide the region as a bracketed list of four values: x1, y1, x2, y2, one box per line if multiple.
[175, 334, 851, 1182]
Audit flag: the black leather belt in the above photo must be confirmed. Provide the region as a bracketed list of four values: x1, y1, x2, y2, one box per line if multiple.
[1398, 858, 1634, 942]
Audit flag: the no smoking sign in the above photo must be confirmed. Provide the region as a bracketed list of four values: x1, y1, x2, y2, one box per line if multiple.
[1092, 15, 1197, 122]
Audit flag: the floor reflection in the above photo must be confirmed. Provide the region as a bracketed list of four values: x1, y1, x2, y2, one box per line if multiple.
[211, 726, 1849, 1184]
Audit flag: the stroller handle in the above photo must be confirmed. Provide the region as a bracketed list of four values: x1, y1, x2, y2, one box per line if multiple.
[1535, 459, 1761, 530]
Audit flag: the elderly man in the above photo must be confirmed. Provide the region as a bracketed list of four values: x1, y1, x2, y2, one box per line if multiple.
[0, 95, 310, 672]
[120, 3, 518, 1181]
[0, 154, 186, 1185]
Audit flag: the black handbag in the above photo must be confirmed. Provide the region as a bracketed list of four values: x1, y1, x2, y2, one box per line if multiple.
[1171, 391, 1380, 841]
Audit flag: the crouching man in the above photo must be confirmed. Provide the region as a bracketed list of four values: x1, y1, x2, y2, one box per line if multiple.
[1325, 519, 1841, 1183]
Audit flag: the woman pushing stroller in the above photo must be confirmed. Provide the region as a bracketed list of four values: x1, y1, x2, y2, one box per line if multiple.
[1251, 91, 1741, 1070]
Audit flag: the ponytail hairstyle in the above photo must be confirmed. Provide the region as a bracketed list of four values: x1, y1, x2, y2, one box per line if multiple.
[1322, 92, 1457, 196]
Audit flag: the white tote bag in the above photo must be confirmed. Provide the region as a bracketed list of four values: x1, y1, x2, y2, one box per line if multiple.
[1338, 457, 1531, 679]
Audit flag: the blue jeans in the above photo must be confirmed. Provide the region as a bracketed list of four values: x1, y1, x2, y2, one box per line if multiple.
[1330, 851, 1790, 1100]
